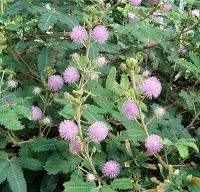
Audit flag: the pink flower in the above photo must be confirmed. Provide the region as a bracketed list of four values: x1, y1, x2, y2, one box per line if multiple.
[148, 0, 159, 5]
[161, 3, 171, 11]
[122, 100, 139, 120]
[32, 106, 42, 121]
[63, 67, 80, 84]
[129, 0, 142, 6]
[141, 76, 162, 99]
[92, 25, 109, 44]
[102, 160, 120, 179]
[128, 12, 136, 19]
[88, 122, 108, 142]
[59, 120, 78, 140]
[47, 75, 64, 92]
[69, 139, 81, 154]
[192, 10, 199, 17]
[145, 134, 163, 153]
[70, 26, 88, 44]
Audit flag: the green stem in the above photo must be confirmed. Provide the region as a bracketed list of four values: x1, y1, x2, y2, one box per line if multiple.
[0, 70, 5, 97]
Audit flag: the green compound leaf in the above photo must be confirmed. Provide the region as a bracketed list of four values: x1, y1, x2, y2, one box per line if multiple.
[0, 105, 24, 130]
[12, 157, 43, 171]
[7, 157, 27, 192]
[64, 181, 96, 192]
[38, 48, 54, 77]
[0, 152, 9, 184]
[111, 178, 133, 190]
[38, 12, 57, 31]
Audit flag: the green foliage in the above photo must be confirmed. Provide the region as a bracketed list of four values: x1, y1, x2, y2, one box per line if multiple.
[176, 52, 200, 78]
[0, 152, 27, 192]
[63, 181, 96, 192]
[111, 178, 133, 190]
[40, 174, 58, 192]
[38, 48, 54, 77]
[0, 105, 24, 130]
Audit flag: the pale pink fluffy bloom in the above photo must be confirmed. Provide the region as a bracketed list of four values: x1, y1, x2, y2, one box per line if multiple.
[129, 0, 142, 6]
[69, 139, 81, 154]
[47, 75, 64, 92]
[141, 76, 162, 99]
[145, 134, 163, 153]
[88, 122, 108, 142]
[70, 26, 88, 44]
[59, 120, 78, 140]
[92, 25, 109, 44]
[148, 0, 159, 5]
[102, 160, 120, 179]
[192, 10, 199, 17]
[86, 173, 96, 182]
[122, 100, 139, 120]
[63, 67, 80, 84]
[161, 3, 171, 11]
[32, 106, 42, 121]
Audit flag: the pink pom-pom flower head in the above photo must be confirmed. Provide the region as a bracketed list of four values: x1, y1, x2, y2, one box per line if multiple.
[141, 76, 162, 99]
[161, 3, 171, 11]
[192, 10, 199, 17]
[70, 26, 88, 44]
[145, 134, 163, 153]
[88, 121, 108, 142]
[69, 139, 82, 155]
[92, 25, 109, 44]
[129, 0, 142, 6]
[148, 0, 159, 5]
[102, 160, 120, 179]
[47, 75, 64, 92]
[59, 120, 78, 140]
[32, 106, 42, 121]
[122, 100, 139, 120]
[63, 67, 80, 84]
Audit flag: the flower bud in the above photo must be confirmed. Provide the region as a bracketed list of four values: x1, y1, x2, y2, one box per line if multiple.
[71, 53, 80, 63]
[7, 79, 18, 90]
[96, 56, 107, 67]
[33, 87, 42, 96]
[86, 173, 96, 182]
[174, 169, 180, 176]
[142, 70, 151, 78]
[98, 0, 105, 6]
[106, 3, 111, 9]
[88, 71, 98, 80]
[120, 63, 127, 72]
[42, 117, 51, 126]
[64, 92, 73, 100]
[154, 107, 165, 117]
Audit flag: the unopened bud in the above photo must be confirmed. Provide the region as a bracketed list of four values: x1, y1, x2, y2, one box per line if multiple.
[86, 173, 96, 182]
[71, 53, 80, 63]
[33, 87, 42, 96]
[7, 80, 18, 90]
[42, 117, 51, 126]
[88, 71, 98, 80]
[96, 56, 107, 67]
[120, 63, 127, 72]
[64, 92, 73, 100]
[142, 70, 151, 78]
[154, 107, 165, 117]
